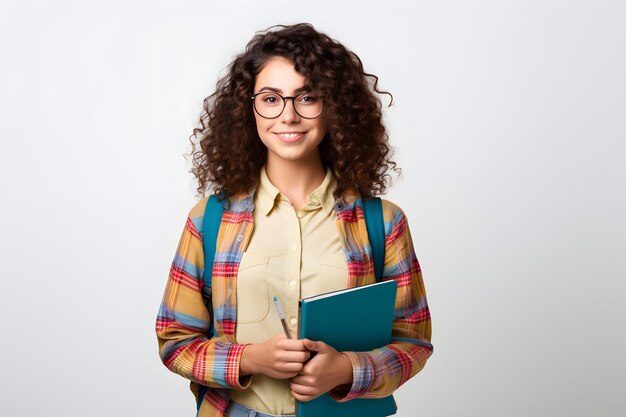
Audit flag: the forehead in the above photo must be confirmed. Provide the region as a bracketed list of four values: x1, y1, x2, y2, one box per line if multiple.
[254, 56, 308, 93]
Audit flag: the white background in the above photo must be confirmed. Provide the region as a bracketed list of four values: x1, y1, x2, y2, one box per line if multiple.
[1, 0, 625, 416]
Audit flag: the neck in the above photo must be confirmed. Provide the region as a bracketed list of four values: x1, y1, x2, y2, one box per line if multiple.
[264, 153, 326, 210]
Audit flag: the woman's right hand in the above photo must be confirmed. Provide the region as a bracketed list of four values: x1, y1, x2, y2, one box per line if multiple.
[240, 333, 311, 379]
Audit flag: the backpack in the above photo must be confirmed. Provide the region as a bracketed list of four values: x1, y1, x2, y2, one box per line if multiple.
[201, 194, 385, 339]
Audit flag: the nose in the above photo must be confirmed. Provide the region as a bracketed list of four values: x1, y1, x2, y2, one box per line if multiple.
[281, 97, 300, 123]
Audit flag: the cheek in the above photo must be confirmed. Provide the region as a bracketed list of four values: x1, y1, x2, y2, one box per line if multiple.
[254, 118, 273, 148]
[316, 114, 328, 132]
[313, 120, 327, 139]
[254, 115, 270, 135]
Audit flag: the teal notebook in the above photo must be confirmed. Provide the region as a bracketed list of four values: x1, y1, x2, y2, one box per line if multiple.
[296, 280, 398, 417]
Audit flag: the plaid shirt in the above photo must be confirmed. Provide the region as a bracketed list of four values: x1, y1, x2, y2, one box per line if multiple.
[155, 191, 433, 417]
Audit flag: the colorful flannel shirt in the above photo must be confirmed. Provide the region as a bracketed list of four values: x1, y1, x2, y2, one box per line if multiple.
[155, 190, 433, 417]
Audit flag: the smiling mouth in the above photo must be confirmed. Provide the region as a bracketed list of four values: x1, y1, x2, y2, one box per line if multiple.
[275, 132, 305, 137]
[274, 131, 306, 143]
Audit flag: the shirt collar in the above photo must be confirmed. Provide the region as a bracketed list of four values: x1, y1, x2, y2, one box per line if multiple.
[256, 166, 337, 217]
[257, 166, 281, 216]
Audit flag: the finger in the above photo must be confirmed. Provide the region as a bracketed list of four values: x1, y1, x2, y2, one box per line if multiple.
[300, 359, 322, 377]
[290, 375, 314, 386]
[303, 338, 328, 352]
[276, 350, 306, 362]
[277, 350, 311, 363]
[277, 338, 308, 351]
[290, 381, 317, 396]
[291, 390, 316, 403]
[276, 361, 304, 373]
[274, 371, 299, 380]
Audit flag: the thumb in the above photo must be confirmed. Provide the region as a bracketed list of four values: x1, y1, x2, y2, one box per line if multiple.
[303, 338, 328, 352]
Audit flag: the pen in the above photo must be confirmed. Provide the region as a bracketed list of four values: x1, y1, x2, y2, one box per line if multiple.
[273, 296, 292, 339]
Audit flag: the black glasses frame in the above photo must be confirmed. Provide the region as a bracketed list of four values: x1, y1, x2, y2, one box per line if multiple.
[250, 91, 324, 119]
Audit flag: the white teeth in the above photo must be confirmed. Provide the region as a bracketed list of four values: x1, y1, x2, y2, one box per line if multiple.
[278, 133, 300, 137]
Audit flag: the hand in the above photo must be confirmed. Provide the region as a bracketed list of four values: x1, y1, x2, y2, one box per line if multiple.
[289, 339, 353, 402]
[240, 333, 311, 379]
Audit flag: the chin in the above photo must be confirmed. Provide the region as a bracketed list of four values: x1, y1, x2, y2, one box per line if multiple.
[269, 148, 316, 162]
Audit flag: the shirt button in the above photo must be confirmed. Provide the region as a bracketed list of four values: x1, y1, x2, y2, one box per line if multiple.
[291, 244, 298, 252]
[297, 211, 304, 218]
[290, 318, 297, 326]
[289, 280, 297, 287]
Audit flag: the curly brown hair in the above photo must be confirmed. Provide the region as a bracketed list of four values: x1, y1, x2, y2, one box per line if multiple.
[187, 22, 400, 200]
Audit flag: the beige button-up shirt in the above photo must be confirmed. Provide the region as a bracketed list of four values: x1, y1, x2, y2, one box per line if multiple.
[230, 166, 349, 414]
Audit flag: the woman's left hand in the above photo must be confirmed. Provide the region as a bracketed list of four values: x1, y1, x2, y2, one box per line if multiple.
[289, 339, 353, 402]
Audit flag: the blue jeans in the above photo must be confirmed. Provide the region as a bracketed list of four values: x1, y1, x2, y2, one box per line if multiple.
[225, 400, 295, 417]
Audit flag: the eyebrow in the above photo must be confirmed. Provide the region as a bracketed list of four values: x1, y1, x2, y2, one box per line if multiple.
[256, 86, 309, 94]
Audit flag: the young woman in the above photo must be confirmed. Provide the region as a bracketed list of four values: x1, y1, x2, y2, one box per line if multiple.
[155, 23, 433, 417]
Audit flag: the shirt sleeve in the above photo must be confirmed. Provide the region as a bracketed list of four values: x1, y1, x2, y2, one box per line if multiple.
[155, 208, 252, 390]
[329, 204, 433, 401]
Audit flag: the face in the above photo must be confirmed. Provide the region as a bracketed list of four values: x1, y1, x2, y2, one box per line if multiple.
[252, 56, 326, 166]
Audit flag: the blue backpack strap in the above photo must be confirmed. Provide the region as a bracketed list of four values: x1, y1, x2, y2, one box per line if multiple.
[198, 193, 224, 413]
[202, 193, 225, 339]
[363, 197, 385, 282]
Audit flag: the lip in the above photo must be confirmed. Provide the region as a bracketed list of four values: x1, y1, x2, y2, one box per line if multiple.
[274, 131, 306, 143]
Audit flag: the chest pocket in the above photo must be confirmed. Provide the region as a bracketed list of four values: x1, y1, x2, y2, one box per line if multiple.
[318, 253, 349, 294]
[236, 252, 269, 324]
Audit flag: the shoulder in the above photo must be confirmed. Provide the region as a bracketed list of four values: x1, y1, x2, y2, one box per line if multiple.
[183, 192, 250, 240]
[380, 197, 407, 224]
[188, 196, 210, 219]
[186, 191, 255, 222]
[338, 192, 408, 232]
[378, 198, 412, 241]
[180, 197, 210, 239]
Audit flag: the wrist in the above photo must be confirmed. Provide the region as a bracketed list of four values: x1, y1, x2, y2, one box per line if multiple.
[338, 352, 354, 385]
[240, 343, 258, 376]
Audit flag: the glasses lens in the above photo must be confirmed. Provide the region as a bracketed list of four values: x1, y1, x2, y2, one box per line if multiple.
[254, 93, 284, 118]
[293, 93, 323, 118]
[254, 92, 324, 118]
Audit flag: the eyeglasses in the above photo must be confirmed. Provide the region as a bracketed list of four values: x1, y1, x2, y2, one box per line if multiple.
[250, 91, 324, 119]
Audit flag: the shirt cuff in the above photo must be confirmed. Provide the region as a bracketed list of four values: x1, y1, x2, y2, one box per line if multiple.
[328, 351, 375, 402]
[225, 343, 253, 390]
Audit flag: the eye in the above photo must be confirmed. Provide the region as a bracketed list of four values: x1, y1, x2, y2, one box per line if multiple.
[297, 94, 318, 104]
[262, 94, 280, 104]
